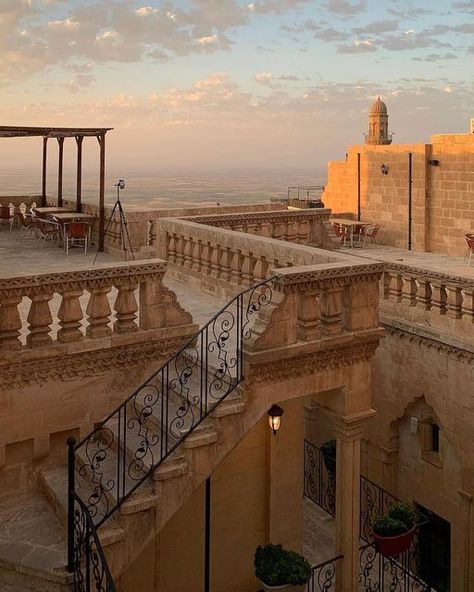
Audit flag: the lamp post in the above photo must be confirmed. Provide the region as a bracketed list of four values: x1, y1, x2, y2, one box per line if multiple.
[267, 404, 284, 436]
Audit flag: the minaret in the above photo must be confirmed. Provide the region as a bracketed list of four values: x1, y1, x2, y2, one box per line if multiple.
[366, 96, 392, 145]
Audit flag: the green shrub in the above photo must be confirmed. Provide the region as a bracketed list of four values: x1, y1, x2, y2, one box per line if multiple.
[388, 502, 416, 529]
[373, 516, 408, 537]
[255, 544, 311, 586]
[320, 439, 336, 456]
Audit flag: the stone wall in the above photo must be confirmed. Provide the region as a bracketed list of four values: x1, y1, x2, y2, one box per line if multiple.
[120, 401, 305, 592]
[322, 133, 474, 257]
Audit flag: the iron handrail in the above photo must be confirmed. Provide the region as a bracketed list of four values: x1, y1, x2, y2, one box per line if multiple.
[68, 276, 276, 590]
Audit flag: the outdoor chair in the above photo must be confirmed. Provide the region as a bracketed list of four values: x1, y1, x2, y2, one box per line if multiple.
[16, 212, 35, 237]
[465, 235, 474, 266]
[332, 223, 348, 246]
[362, 224, 381, 246]
[0, 205, 14, 231]
[64, 222, 89, 255]
[35, 218, 61, 247]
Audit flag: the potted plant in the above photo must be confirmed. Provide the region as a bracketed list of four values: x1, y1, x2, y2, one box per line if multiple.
[373, 502, 416, 557]
[255, 544, 311, 591]
[320, 439, 336, 475]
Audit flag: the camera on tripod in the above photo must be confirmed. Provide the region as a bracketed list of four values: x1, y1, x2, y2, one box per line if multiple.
[93, 178, 133, 264]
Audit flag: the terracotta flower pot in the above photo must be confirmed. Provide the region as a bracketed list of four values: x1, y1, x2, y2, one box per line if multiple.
[373, 526, 416, 557]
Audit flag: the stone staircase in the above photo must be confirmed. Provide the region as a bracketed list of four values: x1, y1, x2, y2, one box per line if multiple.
[40, 384, 251, 583]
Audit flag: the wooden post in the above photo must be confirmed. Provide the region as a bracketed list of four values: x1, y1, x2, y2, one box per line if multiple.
[42, 137, 48, 206]
[75, 135, 83, 213]
[98, 133, 106, 252]
[57, 136, 65, 207]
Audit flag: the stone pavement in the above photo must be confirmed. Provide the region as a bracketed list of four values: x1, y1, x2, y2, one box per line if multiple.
[342, 243, 474, 279]
[0, 489, 66, 576]
[303, 498, 336, 566]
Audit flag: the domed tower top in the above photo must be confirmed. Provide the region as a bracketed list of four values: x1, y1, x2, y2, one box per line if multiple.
[366, 96, 392, 145]
[370, 97, 388, 115]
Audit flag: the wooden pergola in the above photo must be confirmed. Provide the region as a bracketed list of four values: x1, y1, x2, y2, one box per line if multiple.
[0, 125, 112, 251]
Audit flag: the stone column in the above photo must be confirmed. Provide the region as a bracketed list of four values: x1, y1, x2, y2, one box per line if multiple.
[333, 410, 375, 592]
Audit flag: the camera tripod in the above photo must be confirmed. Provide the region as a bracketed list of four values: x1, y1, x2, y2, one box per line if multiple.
[93, 180, 134, 265]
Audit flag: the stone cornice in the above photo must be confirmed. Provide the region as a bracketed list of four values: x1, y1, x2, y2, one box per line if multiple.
[182, 209, 332, 225]
[272, 262, 384, 291]
[0, 261, 167, 295]
[0, 335, 185, 391]
[245, 339, 380, 386]
[382, 323, 474, 363]
[384, 263, 474, 288]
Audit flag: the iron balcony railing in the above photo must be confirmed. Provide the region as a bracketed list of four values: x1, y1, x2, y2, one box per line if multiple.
[307, 554, 343, 592]
[68, 277, 275, 591]
[304, 439, 434, 591]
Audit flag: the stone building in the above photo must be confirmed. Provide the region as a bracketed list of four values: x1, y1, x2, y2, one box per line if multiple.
[0, 108, 473, 592]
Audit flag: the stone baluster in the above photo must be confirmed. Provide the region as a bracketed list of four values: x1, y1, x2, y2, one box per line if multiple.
[27, 291, 53, 347]
[320, 286, 343, 335]
[148, 220, 156, 246]
[0, 293, 22, 350]
[58, 288, 84, 343]
[230, 250, 243, 285]
[183, 237, 193, 268]
[86, 285, 112, 338]
[191, 240, 202, 272]
[241, 253, 255, 284]
[461, 287, 474, 321]
[174, 235, 184, 266]
[415, 278, 432, 310]
[201, 242, 211, 276]
[430, 280, 447, 315]
[287, 222, 297, 242]
[114, 281, 138, 333]
[260, 222, 272, 238]
[252, 256, 267, 281]
[167, 234, 176, 263]
[446, 283, 463, 319]
[297, 290, 321, 341]
[387, 272, 403, 302]
[220, 247, 232, 282]
[209, 243, 221, 278]
[402, 274, 417, 306]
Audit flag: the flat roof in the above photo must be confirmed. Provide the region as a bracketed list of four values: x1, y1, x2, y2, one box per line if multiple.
[0, 126, 113, 138]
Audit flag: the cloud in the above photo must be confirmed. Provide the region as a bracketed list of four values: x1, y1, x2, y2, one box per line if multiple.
[255, 72, 274, 84]
[325, 0, 367, 16]
[412, 52, 458, 62]
[452, 1, 474, 14]
[337, 39, 376, 53]
[352, 19, 399, 34]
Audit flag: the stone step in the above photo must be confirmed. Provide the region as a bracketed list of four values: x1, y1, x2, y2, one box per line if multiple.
[0, 561, 71, 592]
[39, 464, 124, 548]
[210, 397, 245, 418]
[152, 453, 189, 482]
[182, 424, 219, 449]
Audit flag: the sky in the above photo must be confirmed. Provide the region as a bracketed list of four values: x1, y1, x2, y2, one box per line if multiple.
[0, 0, 473, 172]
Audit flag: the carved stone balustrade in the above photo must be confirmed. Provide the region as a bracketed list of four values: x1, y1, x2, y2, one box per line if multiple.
[182, 208, 339, 250]
[0, 260, 194, 352]
[380, 264, 474, 340]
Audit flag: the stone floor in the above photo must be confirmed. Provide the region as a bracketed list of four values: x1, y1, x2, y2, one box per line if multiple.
[0, 489, 66, 576]
[303, 498, 336, 566]
[341, 243, 474, 279]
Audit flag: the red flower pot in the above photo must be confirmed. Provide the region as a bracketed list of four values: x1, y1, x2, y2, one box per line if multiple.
[373, 526, 416, 557]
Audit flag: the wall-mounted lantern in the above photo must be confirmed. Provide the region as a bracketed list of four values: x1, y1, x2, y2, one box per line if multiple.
[381, 163, 389, 175]
[267, 404, 284, 436]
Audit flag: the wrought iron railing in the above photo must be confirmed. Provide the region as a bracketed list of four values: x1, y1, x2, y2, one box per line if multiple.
[304, 446, 434, 590]
[359, 542, 431, 591]
[67, 277, 275, 591]
[303, 439, 336, 516]
[307, 554, 343, 592]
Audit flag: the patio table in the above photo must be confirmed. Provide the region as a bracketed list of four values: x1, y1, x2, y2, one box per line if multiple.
[50, 212, 96, 222]
[331, 218, 369, 248]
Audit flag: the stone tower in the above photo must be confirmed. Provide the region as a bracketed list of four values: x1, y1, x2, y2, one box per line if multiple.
[366, 96, 392, 145]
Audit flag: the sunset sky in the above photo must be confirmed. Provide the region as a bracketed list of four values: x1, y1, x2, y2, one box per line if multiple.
[0, 0, 473, 171]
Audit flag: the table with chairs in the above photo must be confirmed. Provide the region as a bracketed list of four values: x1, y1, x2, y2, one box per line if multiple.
[5, 204, 96, 254]
[331, 218, 381, 248]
